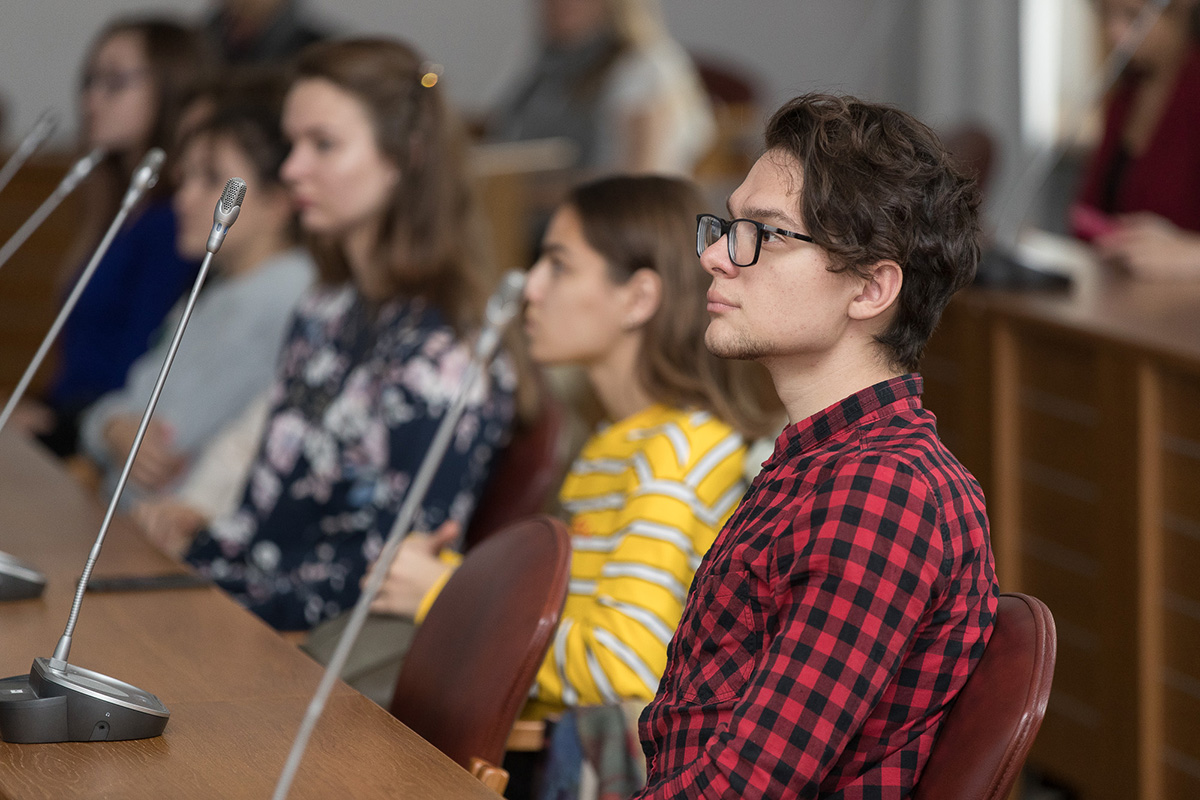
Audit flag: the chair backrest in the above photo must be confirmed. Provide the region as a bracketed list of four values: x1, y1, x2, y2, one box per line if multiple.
[914, 592, 1057, 800]
[691, 53, 760, 106]
[389, 515, 571, 770]
[464, 388, 568, 551]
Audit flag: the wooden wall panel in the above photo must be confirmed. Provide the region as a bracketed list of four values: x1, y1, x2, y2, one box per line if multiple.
[922, 286, 1187, 800]
[1156, 369, 1200, 798]
[0, 153, 82, 395]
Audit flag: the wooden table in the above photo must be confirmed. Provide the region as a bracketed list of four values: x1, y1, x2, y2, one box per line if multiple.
[922, 253, 1200, 800]
[0, 431, 497, 799]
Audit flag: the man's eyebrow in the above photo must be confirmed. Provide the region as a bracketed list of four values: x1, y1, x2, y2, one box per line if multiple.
[728, 202, 804, 230]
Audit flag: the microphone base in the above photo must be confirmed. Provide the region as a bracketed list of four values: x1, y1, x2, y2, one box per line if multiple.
[0, 657, 169, 743]
[974, 246, 1074, 291]
[0, 550, 45, 601]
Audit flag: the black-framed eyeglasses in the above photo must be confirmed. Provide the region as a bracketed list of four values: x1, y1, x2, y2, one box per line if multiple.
[696, 213, 814, 267]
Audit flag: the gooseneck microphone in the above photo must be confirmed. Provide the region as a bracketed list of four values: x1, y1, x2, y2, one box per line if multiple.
[0, 110, 59, 196]
[0, 137, 108, 606]
[0, 146, 105, 275]
[0, 148, 162, 437]
[207, 178, 242, 252]
[0, 177, 246, 745]
[272, 269, 527, 800]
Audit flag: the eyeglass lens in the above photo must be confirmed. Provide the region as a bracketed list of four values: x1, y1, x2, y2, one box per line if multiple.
[698, 216, 759, 266]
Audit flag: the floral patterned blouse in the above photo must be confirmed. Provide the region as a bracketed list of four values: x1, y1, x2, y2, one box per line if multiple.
[186, 284, 517, 630]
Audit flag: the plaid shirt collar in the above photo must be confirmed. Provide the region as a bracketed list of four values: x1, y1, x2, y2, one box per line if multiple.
[766, 373, 924, 467]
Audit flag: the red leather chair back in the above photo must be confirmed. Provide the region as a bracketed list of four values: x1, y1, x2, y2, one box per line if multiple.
[914, 592, 1057, 800]
[389, 515, 570, 770]
[464, 391, 567, 551]
[691, 54, 760, 105]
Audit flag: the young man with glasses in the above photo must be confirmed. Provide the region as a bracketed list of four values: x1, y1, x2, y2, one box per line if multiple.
[633, 93, 998, 798]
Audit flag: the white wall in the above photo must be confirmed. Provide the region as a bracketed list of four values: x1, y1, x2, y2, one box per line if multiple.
[0, 0, 1033, 225]
[0, 0, 977, 145]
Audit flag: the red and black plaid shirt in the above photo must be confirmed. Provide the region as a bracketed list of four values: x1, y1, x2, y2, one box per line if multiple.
[635, 375, 997, 799]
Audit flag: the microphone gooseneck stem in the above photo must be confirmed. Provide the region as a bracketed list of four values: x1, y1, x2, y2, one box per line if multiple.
[0, 156, 142, 438]
[272, 270, 526, 800]
[51, 249, 219, 666]
[0, 111, 58, 196]
[0, 147, 103, 275]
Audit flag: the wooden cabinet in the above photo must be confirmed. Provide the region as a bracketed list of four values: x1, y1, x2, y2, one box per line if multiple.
[923, 272, 1200, 800]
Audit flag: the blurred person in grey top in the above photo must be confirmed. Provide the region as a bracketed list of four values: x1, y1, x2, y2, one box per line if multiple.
[80, 98, 312, 505]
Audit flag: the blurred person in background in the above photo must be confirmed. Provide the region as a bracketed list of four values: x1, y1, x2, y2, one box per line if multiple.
[157, 38, 517, 633]
[1074, 0, 1200, 279]
[33, 17, 214, 457]
[361, 177, 781, 800]
[203, 0, 329, 67]
[489, 0, 715, 176]
[78, 74, 313, 512]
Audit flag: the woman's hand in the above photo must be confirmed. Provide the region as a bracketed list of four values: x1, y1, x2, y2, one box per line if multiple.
[1, 396, 54, 436]
[368, 520, 460, 618]
[104, 415, 187, 490]
[133, 498, 208, 559]
[1096, 213, 1200, 280]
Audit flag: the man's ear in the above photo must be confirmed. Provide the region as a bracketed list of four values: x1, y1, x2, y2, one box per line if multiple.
[848, 260, 902, 322]
[622, 268, 663, 330]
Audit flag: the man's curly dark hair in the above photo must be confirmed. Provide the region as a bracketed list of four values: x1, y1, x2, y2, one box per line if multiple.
[764, 93, 982, 372]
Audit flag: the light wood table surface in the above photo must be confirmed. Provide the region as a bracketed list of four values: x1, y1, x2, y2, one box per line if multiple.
[0, 430, 498, 799]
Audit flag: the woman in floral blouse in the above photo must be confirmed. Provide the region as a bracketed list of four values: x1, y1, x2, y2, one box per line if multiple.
[175, 38, 516, 631]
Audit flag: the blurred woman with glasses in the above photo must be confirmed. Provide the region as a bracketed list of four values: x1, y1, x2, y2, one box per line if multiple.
[33, 17, 215, 457]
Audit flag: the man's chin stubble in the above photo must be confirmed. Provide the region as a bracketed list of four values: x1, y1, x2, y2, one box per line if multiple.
[705, 328, 764, 362]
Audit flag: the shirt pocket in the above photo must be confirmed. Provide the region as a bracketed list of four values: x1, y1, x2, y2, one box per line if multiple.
[671, 565, 760, 705]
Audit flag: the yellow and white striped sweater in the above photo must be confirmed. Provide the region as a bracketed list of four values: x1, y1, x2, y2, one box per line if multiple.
[527, 403, 747, 717]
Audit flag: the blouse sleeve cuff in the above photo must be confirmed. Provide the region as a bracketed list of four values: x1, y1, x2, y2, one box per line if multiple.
[413, 550, 463, 624]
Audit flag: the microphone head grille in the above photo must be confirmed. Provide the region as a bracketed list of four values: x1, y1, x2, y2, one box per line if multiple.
[485, 269, 527, 326]
[143, 148, 166, 176]
[220, 178, 247, 212]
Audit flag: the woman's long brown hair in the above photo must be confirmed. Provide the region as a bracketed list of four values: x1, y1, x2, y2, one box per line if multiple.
[292, 38, 494, 334]
[568, 175, 782, 439]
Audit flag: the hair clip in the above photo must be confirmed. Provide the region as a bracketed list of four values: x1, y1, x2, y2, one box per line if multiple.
[420, 62, 443, 88]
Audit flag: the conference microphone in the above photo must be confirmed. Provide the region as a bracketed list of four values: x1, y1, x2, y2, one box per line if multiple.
[0, 550, 46, 601]
[271, 269, 527, 800]
[0, 177, 247, 744]
[0, 148, 163, 438]
[0, 110, 58, 196]
[0, 148, 161, 607]
[976, 0, 1168, 289]
[206, 177, 243, 253]
[0, 146, 104, 274]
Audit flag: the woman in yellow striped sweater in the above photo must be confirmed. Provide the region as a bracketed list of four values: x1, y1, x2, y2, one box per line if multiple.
[372, 175, 781, 716]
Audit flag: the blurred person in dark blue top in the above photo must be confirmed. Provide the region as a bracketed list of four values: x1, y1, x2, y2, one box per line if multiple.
[37, 17, 216, 457]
